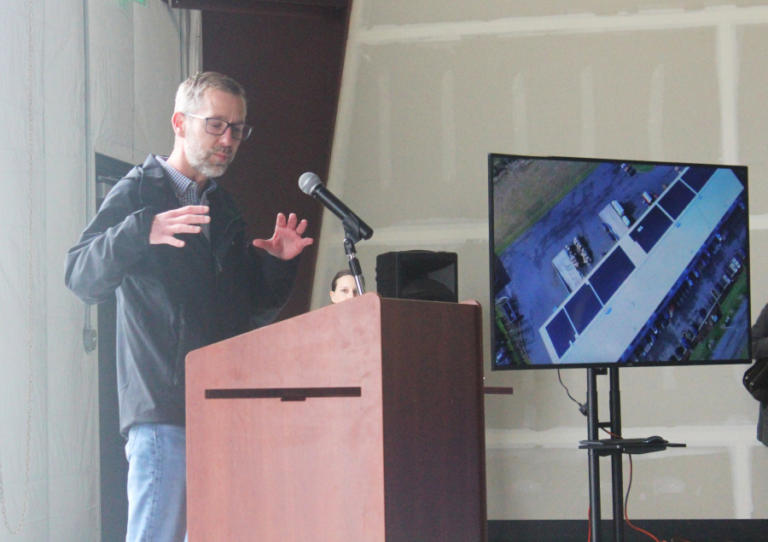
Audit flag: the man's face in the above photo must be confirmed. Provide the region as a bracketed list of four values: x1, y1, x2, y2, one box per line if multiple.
[184, 88, 246, 180]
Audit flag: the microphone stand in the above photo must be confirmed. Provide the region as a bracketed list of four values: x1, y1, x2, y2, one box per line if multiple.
[343, 236, 366, 295]
[341, 216, 370, 295]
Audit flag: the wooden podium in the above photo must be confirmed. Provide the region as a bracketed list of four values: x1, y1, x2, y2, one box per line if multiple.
[185, 293, 487, 541]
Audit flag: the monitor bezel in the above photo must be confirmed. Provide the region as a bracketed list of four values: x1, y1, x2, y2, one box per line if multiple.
[488, 153, 752, 371]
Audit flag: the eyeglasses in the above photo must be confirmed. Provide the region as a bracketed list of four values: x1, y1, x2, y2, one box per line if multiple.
[184, 113, 254, 141]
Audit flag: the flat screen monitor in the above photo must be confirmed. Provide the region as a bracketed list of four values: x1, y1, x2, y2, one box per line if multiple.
[489, 154, 751, 370]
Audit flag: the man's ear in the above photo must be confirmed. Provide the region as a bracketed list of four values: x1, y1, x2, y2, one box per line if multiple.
[171, 112, 186, 138]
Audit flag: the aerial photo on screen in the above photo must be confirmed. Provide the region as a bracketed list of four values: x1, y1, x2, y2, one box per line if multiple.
[490, 155, 750, 369]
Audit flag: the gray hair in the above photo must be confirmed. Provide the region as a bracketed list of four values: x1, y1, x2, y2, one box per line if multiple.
[174, 71, 247, 115]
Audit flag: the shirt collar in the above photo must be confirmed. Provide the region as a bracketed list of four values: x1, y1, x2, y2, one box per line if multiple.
[155, 155, 218, 201]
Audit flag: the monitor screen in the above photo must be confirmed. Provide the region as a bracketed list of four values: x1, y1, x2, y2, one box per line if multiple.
[489, 154, 751, 370]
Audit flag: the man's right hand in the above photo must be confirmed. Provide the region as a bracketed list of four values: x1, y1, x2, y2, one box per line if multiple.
[149, 205, 210, 248]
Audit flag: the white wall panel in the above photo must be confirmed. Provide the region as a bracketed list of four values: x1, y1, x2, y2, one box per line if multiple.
[0, 1, 200, 539]
[315, 0, 768, 520]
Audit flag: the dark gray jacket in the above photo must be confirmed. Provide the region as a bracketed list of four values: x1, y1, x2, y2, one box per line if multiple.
[65, 154, 297, 436]
[752, 303, 768, 446]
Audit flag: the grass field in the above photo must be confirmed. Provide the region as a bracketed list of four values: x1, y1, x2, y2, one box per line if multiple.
[492, 157, 597, 254]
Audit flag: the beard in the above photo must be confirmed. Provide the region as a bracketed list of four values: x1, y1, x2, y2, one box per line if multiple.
[186, 137, 235, 179]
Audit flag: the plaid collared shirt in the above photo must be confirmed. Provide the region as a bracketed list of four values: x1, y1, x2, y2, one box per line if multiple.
[156, 155, 218, 239]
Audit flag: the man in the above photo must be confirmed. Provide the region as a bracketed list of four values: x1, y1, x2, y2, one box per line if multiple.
[65, 72, 313, 541]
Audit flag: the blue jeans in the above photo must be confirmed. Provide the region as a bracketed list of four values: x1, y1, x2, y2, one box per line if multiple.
[125, 424, 187, 542]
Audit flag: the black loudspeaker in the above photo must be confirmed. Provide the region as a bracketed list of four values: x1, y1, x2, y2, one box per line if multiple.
[376, 250, 458, 302]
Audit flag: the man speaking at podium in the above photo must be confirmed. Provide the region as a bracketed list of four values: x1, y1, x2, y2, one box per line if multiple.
[65, 72, 313, 542]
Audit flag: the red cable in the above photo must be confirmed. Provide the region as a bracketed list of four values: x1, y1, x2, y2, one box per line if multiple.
[623, 455, 662, 542]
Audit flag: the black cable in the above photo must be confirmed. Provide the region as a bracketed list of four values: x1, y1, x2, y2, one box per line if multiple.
[623, 449, 662, 542]
[557, 368, 588, 415]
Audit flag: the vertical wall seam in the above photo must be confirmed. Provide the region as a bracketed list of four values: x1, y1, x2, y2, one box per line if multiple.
[716, 22, 739, 165]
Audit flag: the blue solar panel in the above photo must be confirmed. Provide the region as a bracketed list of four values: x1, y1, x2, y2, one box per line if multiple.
[590, 247, 635, 303]
[681, 166, 715, 192]
[546, 310, 576, 357]
[565, 284, 602, 335]
[630, 206, 673, 252]
[659, 181, 695, 219]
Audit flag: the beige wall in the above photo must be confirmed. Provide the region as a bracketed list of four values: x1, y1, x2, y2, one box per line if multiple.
[0, 1, 199, 539]
[312, 2, 768, 520]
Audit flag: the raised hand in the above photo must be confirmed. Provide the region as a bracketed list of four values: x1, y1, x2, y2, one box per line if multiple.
[251, 212, 314, 260]
[149, 205, 210, 248]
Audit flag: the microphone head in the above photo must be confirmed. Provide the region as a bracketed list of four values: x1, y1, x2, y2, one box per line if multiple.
[298, 172, 322, 195]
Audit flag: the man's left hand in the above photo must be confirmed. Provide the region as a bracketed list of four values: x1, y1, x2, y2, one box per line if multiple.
[252, 212, 313, 260]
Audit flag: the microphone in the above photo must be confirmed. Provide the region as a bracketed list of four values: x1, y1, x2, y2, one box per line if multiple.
[298, 172, 373, 241]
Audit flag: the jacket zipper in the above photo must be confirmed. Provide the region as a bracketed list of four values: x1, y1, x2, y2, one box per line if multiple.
[214, 214, 242, 275]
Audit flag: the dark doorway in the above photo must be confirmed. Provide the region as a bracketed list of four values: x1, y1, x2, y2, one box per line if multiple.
[173, 0, 352, 318]
[94, 152, 133, 541]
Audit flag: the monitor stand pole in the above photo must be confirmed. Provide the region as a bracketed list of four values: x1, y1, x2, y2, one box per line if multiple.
[585, 367, 624, 542]
[582, 367, 685, 542]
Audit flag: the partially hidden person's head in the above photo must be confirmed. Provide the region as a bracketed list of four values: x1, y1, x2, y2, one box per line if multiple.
[170, 71, 252, 182]
[330, 269, 360, 304]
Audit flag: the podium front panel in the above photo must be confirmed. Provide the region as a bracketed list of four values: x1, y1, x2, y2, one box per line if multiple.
[186, 294, 486, 541]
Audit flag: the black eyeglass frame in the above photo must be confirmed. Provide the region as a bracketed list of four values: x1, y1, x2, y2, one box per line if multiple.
[184, 113, 253, 141]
